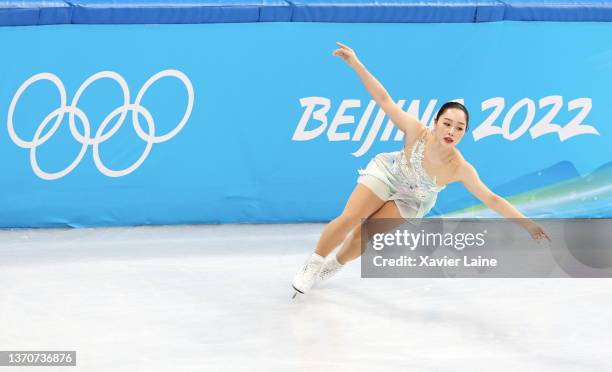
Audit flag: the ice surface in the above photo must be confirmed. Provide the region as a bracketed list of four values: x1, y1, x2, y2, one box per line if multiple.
[1, 224, 611, 371]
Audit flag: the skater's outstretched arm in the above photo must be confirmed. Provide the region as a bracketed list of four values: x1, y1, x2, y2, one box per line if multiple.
[458, 161, 551, 242]
[332, 42, 424, 141]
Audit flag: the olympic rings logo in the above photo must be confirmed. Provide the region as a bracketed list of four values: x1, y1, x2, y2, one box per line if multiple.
[7, 70, 194, 180]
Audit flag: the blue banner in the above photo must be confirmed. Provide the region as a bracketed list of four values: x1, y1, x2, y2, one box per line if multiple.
[1, 22, 611, 227]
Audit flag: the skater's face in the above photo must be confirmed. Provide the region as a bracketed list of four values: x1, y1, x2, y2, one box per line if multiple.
[433, 108, 467, 147]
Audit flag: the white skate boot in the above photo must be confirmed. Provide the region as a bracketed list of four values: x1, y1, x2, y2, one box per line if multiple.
[292, 253, 325, 297]
[318, 255, 344, 283]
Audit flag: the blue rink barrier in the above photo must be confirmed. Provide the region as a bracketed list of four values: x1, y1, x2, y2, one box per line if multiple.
[4, 0, 612, 25]
[1, 3, 612, 227]
[1, 22, 612, 226]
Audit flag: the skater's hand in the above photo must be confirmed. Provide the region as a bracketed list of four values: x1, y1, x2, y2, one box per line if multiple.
[527, 223, 551, 243]
[332, 42, 360, 68]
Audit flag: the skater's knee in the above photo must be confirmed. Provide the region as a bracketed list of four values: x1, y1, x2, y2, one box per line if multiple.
[336, 212, 362, 229]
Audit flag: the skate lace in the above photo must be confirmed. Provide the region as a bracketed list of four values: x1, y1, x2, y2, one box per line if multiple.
[319, 264, 341, 281]
[302, 261, 320, 277]
[318, 267, 334, 280]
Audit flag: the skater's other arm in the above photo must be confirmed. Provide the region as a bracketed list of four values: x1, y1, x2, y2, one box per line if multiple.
[332, 42, 424, 141]
[458, 162, 551, 242]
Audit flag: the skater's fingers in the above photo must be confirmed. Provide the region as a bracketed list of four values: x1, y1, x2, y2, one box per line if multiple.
[332, 50, 350, 61]
[336, 41, 353, 52]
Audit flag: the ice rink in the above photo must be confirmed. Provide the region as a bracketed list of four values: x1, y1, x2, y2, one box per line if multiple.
[1, 224, 611, 371]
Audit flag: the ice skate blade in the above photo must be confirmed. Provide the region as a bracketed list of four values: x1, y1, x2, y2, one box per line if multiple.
[291, 285, 304, 299]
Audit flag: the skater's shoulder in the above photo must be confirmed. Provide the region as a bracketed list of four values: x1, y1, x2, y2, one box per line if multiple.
[455, 158, 480, 183]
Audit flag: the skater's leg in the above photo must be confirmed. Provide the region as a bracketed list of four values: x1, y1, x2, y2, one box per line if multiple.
[336, 201, 403, 264]
[314, 184, 386, 258]
[316, 201, 404, 284]
[292, 184, 385, 295]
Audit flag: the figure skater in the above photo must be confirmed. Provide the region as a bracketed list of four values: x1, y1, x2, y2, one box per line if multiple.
[292, 42, 551, 296]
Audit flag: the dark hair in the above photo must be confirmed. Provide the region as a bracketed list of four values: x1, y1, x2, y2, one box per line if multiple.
[435, 101, 469, 130]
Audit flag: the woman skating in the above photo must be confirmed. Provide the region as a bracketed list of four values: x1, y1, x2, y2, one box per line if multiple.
[292, 42, 550, 295]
